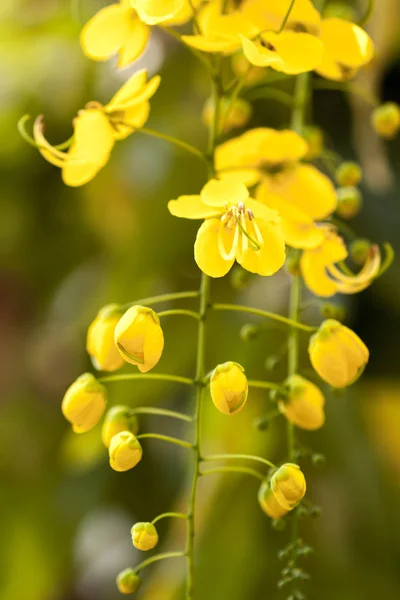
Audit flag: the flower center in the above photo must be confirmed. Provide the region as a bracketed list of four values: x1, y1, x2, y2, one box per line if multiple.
[219, 202, 264, 260]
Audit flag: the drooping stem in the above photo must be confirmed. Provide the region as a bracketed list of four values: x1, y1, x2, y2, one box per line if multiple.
[358, 0, 375, 27]
[120, 290, 199, 311]
[211, 303, 316, 332]
[158, 309, 200, 320]
[202, 454, 276, 469]
[137, 433, 194, 450]
[130, 407, 193, 423]
[134, 552, 187, 574]
[152, 512, 189, 525]
[138, 127, 207, 162]
[200, 466, 264, 481]
[98, 373, 194, 386]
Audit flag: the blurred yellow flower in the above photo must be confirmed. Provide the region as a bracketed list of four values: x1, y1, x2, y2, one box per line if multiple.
[117, 569, 141, 594]
[210, 361, 248, 415]
[202, 96, 252, 134]
[33, 70, 160, 186]
[114, 306, 164, 372]
[101, 406, 139, 448]
[80, 0, 150, 68]
[109, 431, 143, 471]
[315, 18, 374, 81]
[271, 463, 306, 511]
[131, 0, 185, 24]
[87, 304, 125, 372]
[300, 226, 381, 297]
[258, 479, 288, 519]
[279, 374, 325, 431]
[168, 178, 286, 277]
[309, 319, 369, 388]
[131, 522, 159, 550]
[62, 373, 107, 433]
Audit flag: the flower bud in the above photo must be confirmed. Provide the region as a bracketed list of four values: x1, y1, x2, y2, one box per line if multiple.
[117, 569, 141, 595]
[279, 375, 325, 431]
[231, 53, 265, 86]
[371, 102, 400, 139]
[309, 319, 369, 388]
[109, 431, 143, 472]
[87, 304, 125, 372]
[349, 238, 371, 266]
[286, 252, 301, 277]
[62, 373, 106, 433]
[114, 306, 164, 373]
[303, 126, 324, 159]
[271, 463, 307, 511]
[258, 480, 288, 519]
[230, 265, 252, 289]
[336, 186, 362, 219]
[210, 362, 248, 415]
[240, 323, 259, 342]
[335, 162, 362, 187]
[131, 522, 158, 551]
[202, 96, 252, 133]
[101, 406, 139, 448]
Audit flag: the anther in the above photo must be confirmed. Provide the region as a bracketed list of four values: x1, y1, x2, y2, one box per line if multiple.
[260, 40, 276, 52]
[237, 202, 245, 213]
[247, 209, 254, 221]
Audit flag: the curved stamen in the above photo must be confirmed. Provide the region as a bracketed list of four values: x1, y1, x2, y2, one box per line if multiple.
[235, 213, 261, 251]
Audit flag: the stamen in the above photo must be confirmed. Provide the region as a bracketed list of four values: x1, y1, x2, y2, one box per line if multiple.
[252, 220, 265, 249]
[218, 219, 239, 261]
[247, 209, 254, 221]
[260, 39, 276, 52]
[234, 214, 261, 251]
[237, 202, 245, 213]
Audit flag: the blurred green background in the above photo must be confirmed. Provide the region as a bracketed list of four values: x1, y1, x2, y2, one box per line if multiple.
[1, 1, 400, 599]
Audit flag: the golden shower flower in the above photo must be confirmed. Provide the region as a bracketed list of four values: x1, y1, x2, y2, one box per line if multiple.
[62, 373, 107, 433]
[101, 406, 139, 448]
[279, 374, 325, 431]
[114, 306, 164, 372]
[271, 463, 306, 511]
[300, 226, 381, 297]
[117, 569, 141, 594]
[371, 103, 400, 139]
[210, 361, 248, 415]
[315, 18, 374, 81]
[131, 0, 185, 24]
[309, 319, 369, 388]
[258, 479, 288, 519]
[202, 96, 252, 134]
[109, 431, 143, 471]
[80, 0, 150, 68]
[131, 522, 159, 551]
[32, 70, 160, 186]
[168, 178, 286, 277]
[87, 304, 125, 372]
[216, 128, 337, 249]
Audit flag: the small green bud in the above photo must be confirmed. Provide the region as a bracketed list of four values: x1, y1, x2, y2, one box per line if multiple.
[254, 415, 269, 431]
[310, 505, 322, 518]
[349, 238, 371, 266]
[320, 303, 340, 319]
[117, 569, 141, 595]
[336, 186, 362, 219]
[303, 125, 324, 159]
[335, 161, 362, 187]
[272, 518, 287, 531]
[297, 505, 309, 519]
[311, 453, 327, 468]
[230, 265, 252, 289]
[371, 102, 400, 139]
[240, 323, 259, 341]
[286, 254, 301, 276]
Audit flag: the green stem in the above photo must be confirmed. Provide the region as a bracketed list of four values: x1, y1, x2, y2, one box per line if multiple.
[138, 127, 207, 161]
[158, 309, 200, 320]
[137, 433, 193, 450]
[247, 380, 281, 391]
[211, 303, 315, 332]
[98, 373, 194, 386]
[245, 87, 294, 107]
[358, 0, 375, 27]
[134, 551, 186, 574]
[278, 0, 297, 32]
[313, 79, 378, 106]
[200, 466, 264, 481]
[130, 407, 192, 423]
[202, 454, 276, 469]
[120, 290, 199, 311]
[152, 512, 189, 525]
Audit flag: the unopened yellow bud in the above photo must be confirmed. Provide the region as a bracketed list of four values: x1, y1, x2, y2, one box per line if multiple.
[349, 238, 371, 266]
[336, 186, 362, 219]
[202, 96, 252, 133]
[62, 373, 106, 433]
[131, 522, 158, 551]
[372, 102, 400, 139]
[101, 406, 139, 448]
[210, 362, 248, 415]
[303, 125, 324, 159]
[271, 463, 306, 511]
[279, 375, 325, 431]
[114, 306, 164, 373]
[109, 431, 143, 472]
[117, 569, 141, 595]
[309, 319, 369, 388]
[258, 480, 288, 519]
[87, 304, 125, 372]
[335, 162, 362, 187]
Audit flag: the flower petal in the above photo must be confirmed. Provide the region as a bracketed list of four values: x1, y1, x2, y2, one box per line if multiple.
[194, 219, 234, 277]
[236, 218, 286, 276]
[80, 4, 131, 61]
[106, 71, 160, 112]
[201, 178, 249, 208]
[168, 196, 222, 219]
[300, 250, 338, 297]
[112, 102, 150, 140]
[131, 0, 185, 25]
[117, 19, 150, 68]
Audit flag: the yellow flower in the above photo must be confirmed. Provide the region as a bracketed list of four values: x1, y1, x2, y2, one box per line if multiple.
[62, 373, 107, 433]
[109, 431, 143, 471]
[168, 178, 286, 277]
[80, 0, 150, 68]
[131, 522, 158, 551]
[33, 70, 160, 186]
[114, 306, 164, 372]
[300, 226, 381, 297]
[371, 103, 400, 139]
[258, 479, 288, 519]
[242, 0, 321, 36]
[216, 128, 337, 249]
[309, 319, 369, 388]
[131, 0, 185, 25]
[101, 406, 139, 448]
[87, 304, 125, 372]
[202, 96, 252, 134]
[315, 18, 374, 81]
[279, 375, 325, 431]
[210, 361, 248, 415]
[117, 569, 141, 594]
[271, 463, 306, 511]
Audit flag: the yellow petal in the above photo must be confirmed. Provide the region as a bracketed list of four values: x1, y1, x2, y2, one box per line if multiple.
[112, 102, 150, 140]
[106, 71, 160, 112]
[80, 4, 131, 61]
[33, 115, 67, 168]
[131, 0, 185, 25]
[245, 197, 280, 223]
[279, 374, 325, 431]
[194, 219, 234, 277]
[318, 18, 374, 70]
[182, 34, 241, 53]
[300, 250, 338, 297]
[117, 19, 151, 68]
[242, 0, 321, 35]
[168, 195, 222, 219]
[236, 218, 286, 276]
[201, 178, 249, 208]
